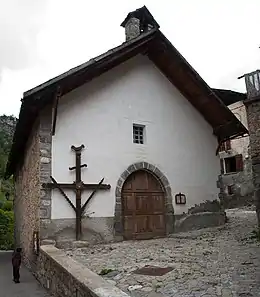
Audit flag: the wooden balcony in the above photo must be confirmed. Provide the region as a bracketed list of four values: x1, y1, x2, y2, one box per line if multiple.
[239, 70, 260, 100]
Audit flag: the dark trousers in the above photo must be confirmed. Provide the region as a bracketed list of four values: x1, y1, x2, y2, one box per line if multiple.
[13, 266, 20, 282]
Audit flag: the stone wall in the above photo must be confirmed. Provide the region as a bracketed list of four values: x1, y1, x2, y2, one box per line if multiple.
[174, 200, 226, 232]
[14, 105, 53, 269]
[218, 100, 254, 209]
[38, 106, 53, 239]
[246, 101, 260, 226]
[218, 156, 254, 209]
[125, 17, 140, 41]
[14, 122, 40, 269]
[41, 217, 115, 247]
[174, 212, 226, 233]
[37, 245, 129, 297]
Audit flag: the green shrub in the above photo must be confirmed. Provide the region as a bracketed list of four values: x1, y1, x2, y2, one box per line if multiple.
[99, 268, 113, 275]
[250, 228, 260, 241]
[0, 210, 14, 250]
[2, 201, 13, 211]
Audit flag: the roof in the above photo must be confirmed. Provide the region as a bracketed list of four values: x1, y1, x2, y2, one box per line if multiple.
[5, 13, 248, 178]
[212, 89, 247, 106]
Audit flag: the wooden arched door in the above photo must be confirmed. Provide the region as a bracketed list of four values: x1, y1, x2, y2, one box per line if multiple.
[122, 170, 166, 240]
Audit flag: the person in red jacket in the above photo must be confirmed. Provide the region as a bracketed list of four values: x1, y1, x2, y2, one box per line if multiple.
[12, 248, 22, 283]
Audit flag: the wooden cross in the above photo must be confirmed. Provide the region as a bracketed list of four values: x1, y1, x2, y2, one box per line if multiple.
[43, 144, 111, 240]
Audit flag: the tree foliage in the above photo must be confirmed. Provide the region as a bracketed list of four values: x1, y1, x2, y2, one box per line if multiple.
[0, 114, 17, 249]
[0, 115, 17, 200]
[0, 210, 14, 250]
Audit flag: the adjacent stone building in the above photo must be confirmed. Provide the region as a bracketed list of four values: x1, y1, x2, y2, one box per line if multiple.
[240, 70, 260, 226]
[213, 90, 254, 208]
[5, 6, 247, 269]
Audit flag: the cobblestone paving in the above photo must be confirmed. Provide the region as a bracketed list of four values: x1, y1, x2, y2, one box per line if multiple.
[67, 208, 260, 297]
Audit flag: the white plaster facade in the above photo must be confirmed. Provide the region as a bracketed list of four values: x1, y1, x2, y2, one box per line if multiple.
[51, 55, 220, 220]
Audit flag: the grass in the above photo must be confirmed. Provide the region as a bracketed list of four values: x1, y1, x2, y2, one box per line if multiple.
[250, 228, 260, 241]
[99, 268, 113, 275]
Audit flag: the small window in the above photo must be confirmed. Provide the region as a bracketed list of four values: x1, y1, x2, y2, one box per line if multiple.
[133, 124, 145, 144]
[227, 185, 234, 195]
[225, 156, 237, 173]
[220, 154, 243, 174]
[219, 139, 231, 152]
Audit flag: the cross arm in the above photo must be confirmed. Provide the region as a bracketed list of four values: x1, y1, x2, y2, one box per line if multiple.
[48, 176, 76, 212]
[42, 182, 111, 190]
[81, 178, 109, 215]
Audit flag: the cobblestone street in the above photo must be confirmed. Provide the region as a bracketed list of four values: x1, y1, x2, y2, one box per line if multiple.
[67, 208, 260, 297]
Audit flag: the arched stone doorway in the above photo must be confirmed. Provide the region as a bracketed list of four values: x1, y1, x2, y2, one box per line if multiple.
[114, 162, 174, 240]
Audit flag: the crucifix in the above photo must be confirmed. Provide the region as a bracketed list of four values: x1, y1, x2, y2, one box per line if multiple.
[43, 144, 111, 240]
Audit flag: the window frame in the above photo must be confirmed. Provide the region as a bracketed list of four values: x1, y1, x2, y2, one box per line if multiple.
[220, 154, 243, 174]
[133, 124, 145, 144]
[219, 139, 231, 152]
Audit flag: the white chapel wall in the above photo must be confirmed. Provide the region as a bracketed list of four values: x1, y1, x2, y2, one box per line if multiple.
[51, 55, 220, 219]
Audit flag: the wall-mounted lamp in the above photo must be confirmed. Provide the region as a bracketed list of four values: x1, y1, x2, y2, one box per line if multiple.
[175, 192, 186, 205]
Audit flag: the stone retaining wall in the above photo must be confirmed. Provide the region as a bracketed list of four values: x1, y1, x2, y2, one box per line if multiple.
[37, 245, 130, 297]
[174, 212, 226, 233]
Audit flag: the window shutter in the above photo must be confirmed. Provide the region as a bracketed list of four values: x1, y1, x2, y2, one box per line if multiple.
[235, 154, 243, 171]
[220, 159, 224, 174]
[219, 142, 225, 152]
[225, 139, 231, 150]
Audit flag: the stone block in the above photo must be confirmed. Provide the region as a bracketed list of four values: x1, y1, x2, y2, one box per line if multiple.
[127, 164, 136, 174]
[116, 196, 121, 203]
[159, 174, 169, 187]
[39, 206, 51, 219]
[175, 212, 226, 233]
[154, 167, 163, 179]
[40, 149, 49, 156]
[117, 177, 124, 188]
[114, 220, 123, 234]
[165, 213, 175, 234]
[165, 186, 172, 197]
[40, 157, 51, 164]
[147, 163, 156, 172]
[55, 240, 74, 249]
[115, 202, 122, 211]
[121, 170, 130, 180]
[41, 199, 51, 206]
[115, 186, 121, 197]
[134, 162, 143, 170]
[71, 241, 89, 249]
[41, 239, 56, 246]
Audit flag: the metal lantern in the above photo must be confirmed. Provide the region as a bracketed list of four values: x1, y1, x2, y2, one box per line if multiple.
[175, 192, 186, 205]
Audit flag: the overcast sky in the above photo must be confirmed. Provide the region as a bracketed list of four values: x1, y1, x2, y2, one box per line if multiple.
[1, 0, 260, 116]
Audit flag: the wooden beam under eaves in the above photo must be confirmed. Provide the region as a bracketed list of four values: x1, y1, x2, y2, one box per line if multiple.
[52, 87, 61, 135]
